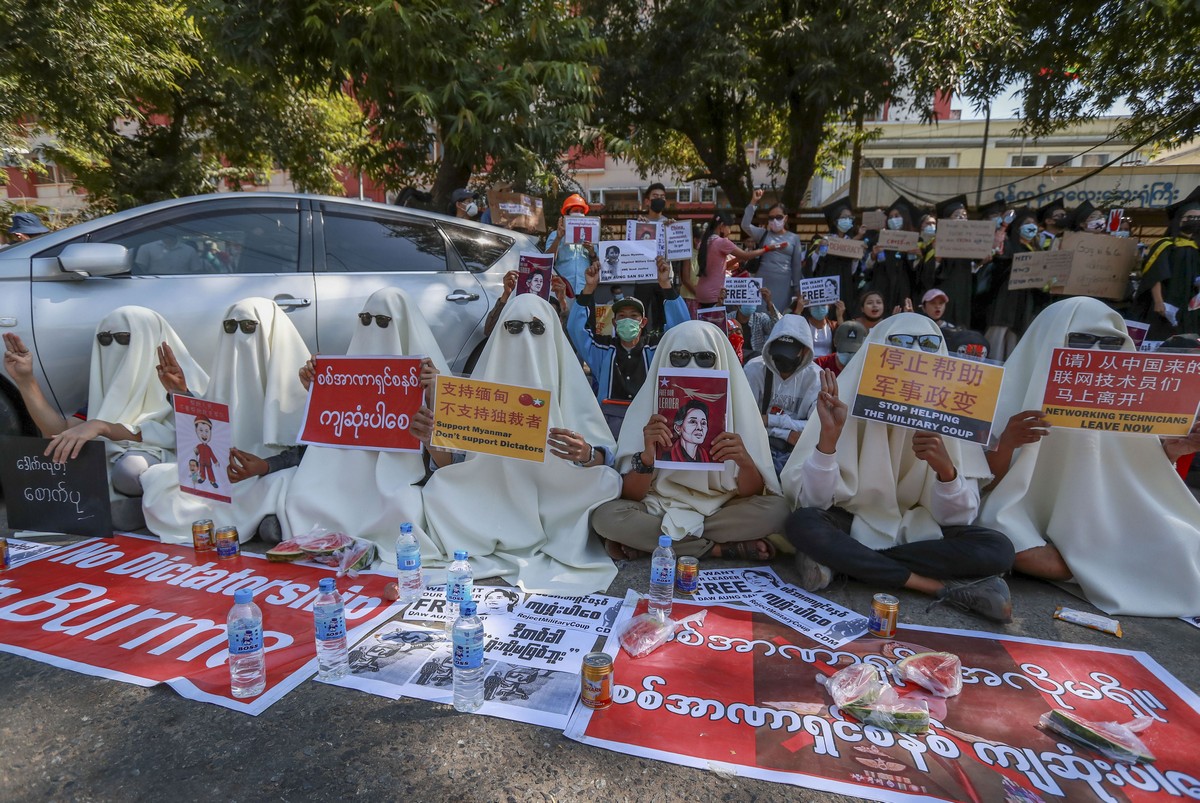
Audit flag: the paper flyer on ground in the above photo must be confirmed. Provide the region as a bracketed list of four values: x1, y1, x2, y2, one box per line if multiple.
[4, 537, 63, 568]
[431, 376, 552, 462]
[174, 396, 233, 503]
[298, 356, 425, 452]
[654, 368, 730, 471]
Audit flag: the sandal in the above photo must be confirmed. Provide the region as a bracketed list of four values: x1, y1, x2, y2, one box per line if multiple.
[603, 537, 648, 562]
[712, 539, 777, 562]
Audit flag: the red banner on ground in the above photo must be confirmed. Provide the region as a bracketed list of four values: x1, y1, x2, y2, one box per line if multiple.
[0, 535, 399, 715]
[298, 356, 424, 451]
[567, 596, 1200, 802]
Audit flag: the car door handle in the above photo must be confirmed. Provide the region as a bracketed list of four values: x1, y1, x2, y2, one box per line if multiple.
[445, 291, 480, 302]
[274, 295, 311, 308]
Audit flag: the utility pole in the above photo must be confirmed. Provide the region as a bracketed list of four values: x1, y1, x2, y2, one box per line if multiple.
[975, 105, 991, 208]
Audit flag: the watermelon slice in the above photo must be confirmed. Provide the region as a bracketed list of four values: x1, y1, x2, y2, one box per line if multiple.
[899, 651, 963, 698]
[1040, 710, 1156, 764]
[844, 700, 931, 735]
[297, 531, 355, 558]
[266, 539, 305, 563]
[826, 664, 886, 709]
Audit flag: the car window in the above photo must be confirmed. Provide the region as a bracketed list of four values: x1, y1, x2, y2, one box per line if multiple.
[321, 209, 447, 272]
[98, 208, 301, 275]
[440, 222, 514, 273]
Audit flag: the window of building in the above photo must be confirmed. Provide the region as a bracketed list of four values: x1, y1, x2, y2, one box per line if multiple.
[924, 156, 952, 169]
[675, 186, 693, 203]
[863, 157, 884, 169]
[33, 163, 73, 185]
[586, 188, 604, 205]
[1046, 154, 1074, 168]
[1010, 154, 1039, 167]
[1081, 153, 1110, 168]
[700, 186, 718, 204]
[890, 157, 917, 169]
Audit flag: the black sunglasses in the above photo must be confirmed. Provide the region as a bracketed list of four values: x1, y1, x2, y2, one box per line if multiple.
[767, 214, 786, 222]
[503, 319, 546, 336]
[96, 331, 131, 346]
[1067, 332, 1125, 350]
[222, 319, 259, 334]
[669, 350, 718, 369]
[887, 333, 943, 353]
[358, 313, 393, 328]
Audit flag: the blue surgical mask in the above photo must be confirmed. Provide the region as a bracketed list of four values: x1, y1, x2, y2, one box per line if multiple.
[614, 318, 642, 341]
[922, 225, 936, 237]
[1019, 223, 1039, 240]
[836, 217, 854, 233]
[886, 217, 904, 231]
[837, 351, 855, 366]
[1112, 230, 1130, 238]
[808, 305, 829, 319]
[738, 305, 757, 317]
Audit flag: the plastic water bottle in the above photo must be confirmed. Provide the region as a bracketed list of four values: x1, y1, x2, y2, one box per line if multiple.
[395, 522, 423, 604]
[314, 577, 349, 681]
[445, 550, 473, 634]
[452, 600, 485, 712]
[648, 535, 676, 620]
[227, 588, 265, 698]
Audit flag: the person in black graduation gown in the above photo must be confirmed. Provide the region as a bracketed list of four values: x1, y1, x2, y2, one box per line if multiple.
[809, 199, 866, 314]
[969, 198, 1009, 332]
[922, 194, 976, 330]
[867, 195, 920, 313]
[1035, 197, 1067, 250]
[985, 206, 1042, 359]
[1134, 185, 1200, 339]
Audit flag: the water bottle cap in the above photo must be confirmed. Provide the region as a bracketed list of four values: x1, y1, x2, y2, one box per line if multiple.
[460, 600, 477, 617]
[318, 577, 335, 593]
[234, 588, 253, 604]
[658, 535, 672, 548]
[400, 522, 413, 534]
[454, 550, 468, 561]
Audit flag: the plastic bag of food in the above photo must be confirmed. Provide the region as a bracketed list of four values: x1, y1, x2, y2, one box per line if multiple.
[899, 651, 963, 698]
[821, 664, 930, 734]
[1039, 709, 1156, 764]
[618, 609, 707, 659]
[288, 526, 376, 577]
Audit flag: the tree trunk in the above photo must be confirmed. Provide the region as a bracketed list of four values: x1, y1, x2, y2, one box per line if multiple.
[431, 150, 473, 214]
[782, 91, 827, 211]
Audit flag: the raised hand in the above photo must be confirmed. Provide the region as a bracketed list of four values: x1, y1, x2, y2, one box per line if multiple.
[156, 341, 189, 395]
[2, 333, 34, 384]
[815, 369, 847, 454]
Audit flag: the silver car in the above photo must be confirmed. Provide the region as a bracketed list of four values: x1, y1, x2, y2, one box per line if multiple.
[0, 192, 535, 436]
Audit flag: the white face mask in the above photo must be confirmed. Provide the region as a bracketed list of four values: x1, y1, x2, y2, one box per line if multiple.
[768, 218, 785, 233]
[568, 211, 584, 217]
[463, 201, 479, 217]
[1112, 230, 1130, 238]
[1086, 218, 1105, 231]
[886, 217, 904, 230]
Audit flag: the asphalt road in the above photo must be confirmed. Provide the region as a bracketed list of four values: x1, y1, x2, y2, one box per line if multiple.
[2, 501, 1198, 803]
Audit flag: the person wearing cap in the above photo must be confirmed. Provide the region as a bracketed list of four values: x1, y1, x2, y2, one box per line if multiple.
[745, 315, 822, 475]
[919, 288, 954, 330]
[813, 321, 866, 377]
[1134, 185, 1200, 339]
[5, 211, 49, 245]
[567, 252, 689, 438]
[729, 285, 781, 363]
[449, 188, 480, 220]
[810, 200, 866, 312]
[867, 196, 920, 314]
[544, 193, 593, 295]
[1035, 197, 1067, 250]
[1066, 200, 1106, 233]
[742, 189, 805, 306]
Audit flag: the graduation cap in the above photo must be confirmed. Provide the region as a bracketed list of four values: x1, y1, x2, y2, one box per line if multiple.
[886, 196, 920, 228]
[1066, 200, 1096, 231]
[978, 199, 1007, 220]
[1165, 185, 1200, 220]
[935, 194, 969, 219]
[1036, 197, 1066, 224]
[821, 198, 854, 230]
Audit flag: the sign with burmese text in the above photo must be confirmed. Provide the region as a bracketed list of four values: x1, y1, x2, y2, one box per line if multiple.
[298, 356, 424, 452]
[1040, 348, 1200, 436]
[852, 343, 1005, 445]
[0, 436, 112, 538]
[430, 376, 551, 462]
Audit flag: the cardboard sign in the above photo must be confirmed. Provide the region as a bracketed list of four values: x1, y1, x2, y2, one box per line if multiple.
[1053, 232, 1137, 300]
[516, 251, 554, 299]
[654, 368, 730, 471]
[861, 209, 887, 231]
[625, 219, 664, 256]
[1041, 347, 1200, 435]
[665, 220, 693, 261]
[852, 343, 1006, 445]
[0, 436, 112, 538]
[431, 376, 551, 462]
[594, 303, 614, 337]
[876, 229, 920, 253]
[598, 240, 658, 283]
[564, 216, 600, 245]
[798, 276, 841, 307]
[485, 190, 546, 233]
[1008, 250, 1073, 290]
[934, 219, 996, 260]
[723, 277, 763, 306]
[298, 356, 424, 452]
[174, 396, 233, 503]
[823, 237, 865, 260]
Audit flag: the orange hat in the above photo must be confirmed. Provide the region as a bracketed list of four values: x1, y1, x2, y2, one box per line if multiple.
[561, 193, 589, 216]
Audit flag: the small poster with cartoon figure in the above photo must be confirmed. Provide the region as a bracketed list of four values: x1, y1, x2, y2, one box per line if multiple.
[654, 368, 730, 472]
[174, 395, 233, 503]
[516, 252, 554, 300]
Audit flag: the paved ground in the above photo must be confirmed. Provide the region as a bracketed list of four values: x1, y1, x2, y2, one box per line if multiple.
[2, 500, 1198, 802]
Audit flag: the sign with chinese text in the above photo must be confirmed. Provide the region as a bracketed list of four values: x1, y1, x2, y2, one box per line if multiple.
[298, 356, 424, 452]
[431, 376, 551, 461]
[175, 396, 233, 503]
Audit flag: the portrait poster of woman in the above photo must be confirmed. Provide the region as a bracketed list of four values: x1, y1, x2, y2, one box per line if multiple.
[654, 367, 730, 471]
[516, 252, 554, 300]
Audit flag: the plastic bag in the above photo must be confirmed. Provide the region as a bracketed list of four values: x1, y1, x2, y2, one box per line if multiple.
[821, 664, 931, 734]
[618, 609, 707, 659]
[899, 651, 963, 698]
[1038, 709, 1156, 764]
[290, 526, 376, 577]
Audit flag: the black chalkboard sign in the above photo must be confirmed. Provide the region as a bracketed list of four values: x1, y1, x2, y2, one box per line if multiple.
[0, 436, 113, 538]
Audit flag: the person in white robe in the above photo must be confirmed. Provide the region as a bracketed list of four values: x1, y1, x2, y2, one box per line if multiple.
[979, 296, 1200, 617]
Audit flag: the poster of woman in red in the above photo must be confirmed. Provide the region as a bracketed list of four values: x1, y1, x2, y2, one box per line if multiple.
[655, 368, 729, 471]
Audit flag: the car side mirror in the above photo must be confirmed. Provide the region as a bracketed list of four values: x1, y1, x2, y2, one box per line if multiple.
[57, 243, 130, 277]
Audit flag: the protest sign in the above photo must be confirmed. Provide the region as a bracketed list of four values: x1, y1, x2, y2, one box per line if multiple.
[485, 190, 545, 233]
[665, 220, 693, 260]
[625, 219, 664, 256]
[862, 209, 887, 231]
[564, 216, 600, 245]
[686, 566, 786, 604]
[853, 343, 1005, 445]
[599, 240, 658, 283]
[1008, 250, 1072, 290]
[876, 230, 921, 253]
[934, 219, 995, 260]
[5, 537, 63, 568]
[799, 276, 841, 307]
[1040, 347, 1200, 436]
[655, 368, 730, 471]
[0, 534, 399, 715]
[430, 376, 551, 461]
[516, 251, 554, 299]
[1126, 319, 1151, 350]
[568, 594, 1200, 802]
[298, 356, 424, 452]
[1108, 208, 1125, 233]
[0, 436, 112, 538]
[825, 237, 866, 260]
[519, 593, 623, 637]
[403, 584, 525, 625]
[723, 276, 763, 306]
[696, 307, 728, 327]
[594, 303, 614, 337]
[1053, 232, 1138, 300]
[1184, 616, 1200, 630]
[174, 396, 232, 504]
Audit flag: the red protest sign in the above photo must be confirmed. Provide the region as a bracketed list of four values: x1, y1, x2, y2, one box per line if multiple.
[0, 535, 399, 715]
[1041, 348, 1200, 435]
[298, 356, 424, 451]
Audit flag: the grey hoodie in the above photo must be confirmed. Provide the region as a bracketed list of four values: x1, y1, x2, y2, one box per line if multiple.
[743, 314, 822, 442]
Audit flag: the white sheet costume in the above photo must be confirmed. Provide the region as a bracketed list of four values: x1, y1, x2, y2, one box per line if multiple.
[978, 297, 1200, 616]
[422, 294, 620, 594]
[279, 288, 450, 566]
[142, 298, 309, 544]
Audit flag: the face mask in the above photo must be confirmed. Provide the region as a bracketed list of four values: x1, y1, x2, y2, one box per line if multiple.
[837, 351, 854, 366]
[568, 211, 584, 217]
[738, 305, 757, 317]
[768, 218, 785, 233]
[1019, 223, 1039, 240]
[993, 217, 1004, 230]
[649, 198, 666, 213]
[772, 353, 802, 374]
[1086, 218, 1105, 231]
[886, 217, 904, 230]
[922, 225, 937, 237]
[1180, 220, 1200, 237]
[836, 217, 854, 233]
[808, 305, 829, 319]
[614, 318, 642, 341]
[1112, 230, 1130, 238]
[464, 201, 479, 217]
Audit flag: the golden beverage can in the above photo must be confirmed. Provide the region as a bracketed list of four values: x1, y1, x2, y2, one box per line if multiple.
[868, 593, 899, 638]
[215, 526, 240, 560]
[580, 652, 613, 709]
[0, 535, 8, 571]
[675, 556, 699, 594]
[192, 519, 215, 552]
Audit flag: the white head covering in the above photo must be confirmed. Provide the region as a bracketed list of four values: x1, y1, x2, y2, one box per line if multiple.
[615, 320, 780, 539]
[781, 313, 992, 550]
[205, 297, 310, 455]
[978, 297, 1200, 616]
[88, 306, 208, 455]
